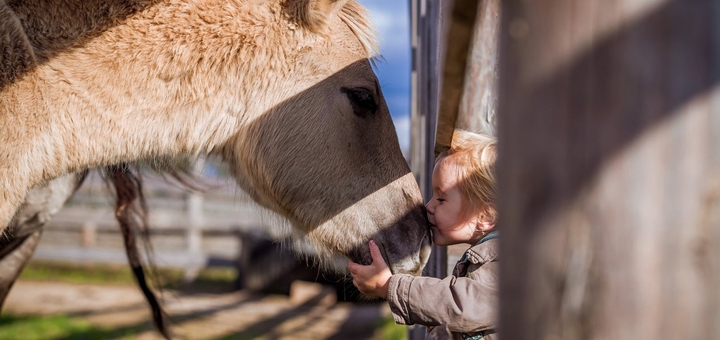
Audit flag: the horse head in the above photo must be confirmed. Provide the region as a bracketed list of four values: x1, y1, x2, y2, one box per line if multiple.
[217, 0, 432, 275]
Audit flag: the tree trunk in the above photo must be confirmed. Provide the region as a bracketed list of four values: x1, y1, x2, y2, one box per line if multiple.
[498, 0, 720, 339]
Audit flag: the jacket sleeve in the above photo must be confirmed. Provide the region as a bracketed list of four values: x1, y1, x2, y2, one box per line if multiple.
[386, 266, 498, 333]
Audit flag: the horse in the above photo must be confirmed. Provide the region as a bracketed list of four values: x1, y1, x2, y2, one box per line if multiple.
[0, 0, 431, 337]
[0, 173, 86, 308]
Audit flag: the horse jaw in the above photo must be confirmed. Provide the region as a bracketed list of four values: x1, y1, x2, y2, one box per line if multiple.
[305, 172, 432, 276]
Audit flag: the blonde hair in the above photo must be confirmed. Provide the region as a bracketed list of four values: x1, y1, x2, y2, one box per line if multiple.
[436, 130, 497, 223]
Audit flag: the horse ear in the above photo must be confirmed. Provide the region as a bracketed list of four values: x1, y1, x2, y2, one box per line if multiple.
[292, 0, 350, 32]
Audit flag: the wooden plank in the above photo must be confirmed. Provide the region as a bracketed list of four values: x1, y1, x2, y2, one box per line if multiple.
[456, 0, 501, 136]
[498, 0, 720, 338]
[435, 0, 478, 155]
[409, 0, 448, 338]
[436, 0, 502, 157]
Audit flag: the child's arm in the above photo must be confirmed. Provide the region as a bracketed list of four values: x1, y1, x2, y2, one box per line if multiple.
[349, 240, 497, 333]
[387, 270, 497, 333]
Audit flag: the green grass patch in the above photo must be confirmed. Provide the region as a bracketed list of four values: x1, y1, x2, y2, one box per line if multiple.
[377, 316, 407, 340]
[0, 314, 145, 340]
[19, 261, 137, 286]
[19, 260, 237, 292]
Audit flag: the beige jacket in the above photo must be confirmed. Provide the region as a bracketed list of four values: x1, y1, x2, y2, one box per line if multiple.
[387, 237, 499, 340]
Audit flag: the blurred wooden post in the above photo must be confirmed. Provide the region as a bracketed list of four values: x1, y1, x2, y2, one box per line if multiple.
[234, 230, 251, 290]
[80, 221, 96, 247]
[186, 159, 204, 256]
[184, 159, 204, 281]
[499, 0, 720, 338]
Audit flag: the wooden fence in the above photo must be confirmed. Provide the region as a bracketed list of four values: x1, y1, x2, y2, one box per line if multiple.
[34, 167, 321, 291]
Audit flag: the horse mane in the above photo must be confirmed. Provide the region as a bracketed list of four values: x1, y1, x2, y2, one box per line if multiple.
[338, 1, 379, 59]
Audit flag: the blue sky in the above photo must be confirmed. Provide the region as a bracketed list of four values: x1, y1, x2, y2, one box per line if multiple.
[357, 0, 412, 156]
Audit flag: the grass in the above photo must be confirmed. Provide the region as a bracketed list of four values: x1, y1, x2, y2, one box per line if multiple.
[377, 316, 408, 340]
[11, 261, 403, 339]
[0, 314, 407, 340]
[0, 314, 144, 340]
[6, 261, 233, 339]
[19, 260, 237, 292]
[19, 261, 137, 286]
[0, 314, 405, 340]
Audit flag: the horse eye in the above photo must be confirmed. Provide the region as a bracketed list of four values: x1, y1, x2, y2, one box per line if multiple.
[342, 87, 377, 117]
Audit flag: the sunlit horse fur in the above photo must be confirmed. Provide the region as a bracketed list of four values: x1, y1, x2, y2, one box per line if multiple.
[0, 0, 431, 277]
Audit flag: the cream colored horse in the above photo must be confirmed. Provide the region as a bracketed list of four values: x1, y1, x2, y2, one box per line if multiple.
[2, 1, 432, 336]
[1, 0, 430, 274]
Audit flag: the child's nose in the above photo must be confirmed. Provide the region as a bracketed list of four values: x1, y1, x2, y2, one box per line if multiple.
[425, 200, 435, 214]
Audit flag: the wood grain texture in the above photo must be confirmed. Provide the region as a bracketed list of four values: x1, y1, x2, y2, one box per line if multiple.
[497, 0, 720, 338]
[457, 0, 501, 136]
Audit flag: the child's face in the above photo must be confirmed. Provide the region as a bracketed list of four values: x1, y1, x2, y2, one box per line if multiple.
[426, 159, 483, 246]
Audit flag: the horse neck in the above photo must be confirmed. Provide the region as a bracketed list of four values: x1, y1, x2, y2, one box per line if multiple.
[0, 0, 321, 234]
[7, 65, 244, 171]
[2, 0, 301, 181]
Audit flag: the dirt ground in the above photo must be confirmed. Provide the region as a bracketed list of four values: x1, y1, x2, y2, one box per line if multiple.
[3, 279, 391, 340]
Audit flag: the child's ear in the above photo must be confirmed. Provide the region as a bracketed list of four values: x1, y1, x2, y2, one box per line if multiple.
[477, 218, 495, 233]
[476, 204, 496, 232]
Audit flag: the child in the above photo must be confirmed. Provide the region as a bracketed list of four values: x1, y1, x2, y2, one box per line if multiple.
[348, 130, 498, 340]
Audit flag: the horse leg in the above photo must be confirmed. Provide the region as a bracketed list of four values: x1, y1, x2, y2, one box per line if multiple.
[0, 190, 27, 236]
[0, 172, 87, 309]
[0, 230, 42, 310]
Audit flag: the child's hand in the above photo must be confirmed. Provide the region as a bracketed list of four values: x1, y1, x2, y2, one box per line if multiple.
[348, 240, 392, 299]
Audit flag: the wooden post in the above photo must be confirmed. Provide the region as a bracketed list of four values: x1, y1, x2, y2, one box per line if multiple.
[435, 0, 477, 155]
[436, 0, 502, 152]
[498, 0, 720, 338]
[409, 0, 447, 338]
[234, 230, 251, 290]
[80, 221, 96, 247]
[186, 159, 204, 256]
[456, 0, 501, 136]
[184, 158, 205, 282]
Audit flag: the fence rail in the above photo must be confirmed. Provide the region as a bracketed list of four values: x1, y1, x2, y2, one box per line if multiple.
[36, 169, 281, 269]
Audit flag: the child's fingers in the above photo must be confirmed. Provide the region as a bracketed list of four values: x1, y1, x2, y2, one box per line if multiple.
[347, 260, 360, 274]
[369, 240, 386, 266]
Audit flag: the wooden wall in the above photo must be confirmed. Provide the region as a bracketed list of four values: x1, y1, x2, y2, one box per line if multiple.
[498, 0, 720, 338]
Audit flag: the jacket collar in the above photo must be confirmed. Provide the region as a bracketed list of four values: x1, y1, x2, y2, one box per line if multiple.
[463, 231, 499, 265]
